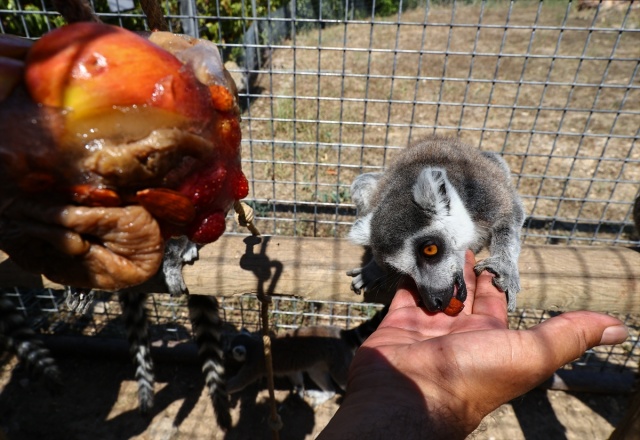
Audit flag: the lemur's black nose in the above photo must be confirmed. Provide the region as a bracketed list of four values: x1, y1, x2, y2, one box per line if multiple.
[420, 289, 452, 313]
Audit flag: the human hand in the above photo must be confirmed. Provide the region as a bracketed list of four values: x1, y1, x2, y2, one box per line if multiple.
[319, 251, 628, 440]
[0, 199, 164, 290]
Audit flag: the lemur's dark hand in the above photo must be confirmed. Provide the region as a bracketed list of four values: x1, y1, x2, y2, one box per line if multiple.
[347, 259, 388, 295]
[474, 255, 521, 311]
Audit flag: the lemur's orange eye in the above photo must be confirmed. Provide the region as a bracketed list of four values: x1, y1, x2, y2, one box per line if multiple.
[423, 244, 438, 256]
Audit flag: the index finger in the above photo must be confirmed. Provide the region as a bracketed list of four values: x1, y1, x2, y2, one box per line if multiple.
[471, 261, 509, 326]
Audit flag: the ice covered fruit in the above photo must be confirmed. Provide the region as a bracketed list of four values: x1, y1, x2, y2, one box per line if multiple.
[0, 22, 249, 290]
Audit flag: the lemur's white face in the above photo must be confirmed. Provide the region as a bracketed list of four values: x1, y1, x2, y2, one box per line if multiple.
[382, 168, 476, 311]
[389, 168, 476, 269]
[349, 167, 478, 312]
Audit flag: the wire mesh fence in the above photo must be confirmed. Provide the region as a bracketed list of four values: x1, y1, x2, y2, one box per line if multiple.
[0, 0, 639, 395]
[233, 0, 640, 245]
[4, 286, 639, 379]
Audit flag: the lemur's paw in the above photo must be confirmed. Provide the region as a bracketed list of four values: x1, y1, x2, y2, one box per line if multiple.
[347, 259, 388, 295]
[64, 287, 95, 314]
[162, 237, 198, 296]
[304, 389, 337, 408]
[474, 257, 520, 311]
[182, 241, 199, 263]
[346, 267, 365, 294]
[163, 265, 188, 295]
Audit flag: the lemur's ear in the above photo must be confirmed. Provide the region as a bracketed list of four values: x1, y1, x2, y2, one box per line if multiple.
[351, 172, 383, 214]
[348, 213, 372, 246]
[412, 167, 451, 214]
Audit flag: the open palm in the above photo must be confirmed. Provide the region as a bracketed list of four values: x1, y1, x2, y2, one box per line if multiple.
[320, 251, 628, 440]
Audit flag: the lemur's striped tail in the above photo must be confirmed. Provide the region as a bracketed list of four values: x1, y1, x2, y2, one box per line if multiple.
[0, 292, 61, 392]
[119, 291, 155, 414]
[188, 294, 231, 430]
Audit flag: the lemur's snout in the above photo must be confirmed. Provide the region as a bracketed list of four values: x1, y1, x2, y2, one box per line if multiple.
[420, 288, 453, 312]
[418, 271, 467, 313]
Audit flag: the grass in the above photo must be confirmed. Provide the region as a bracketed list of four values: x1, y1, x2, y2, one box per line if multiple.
[236, 1, 639, 243]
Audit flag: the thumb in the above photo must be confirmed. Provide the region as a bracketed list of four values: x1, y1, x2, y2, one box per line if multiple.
[526, 311, 628, 374]
[476, 311, 628, 412]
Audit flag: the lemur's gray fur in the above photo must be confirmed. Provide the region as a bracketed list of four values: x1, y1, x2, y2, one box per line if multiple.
[62, 237, 234, 428]
[162, 235, 199, 296]
[348, 136, 525, 312]
[0, 291, 62, 393]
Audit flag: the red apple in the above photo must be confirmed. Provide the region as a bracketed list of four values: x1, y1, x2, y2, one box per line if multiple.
[24, 22, 213, 135]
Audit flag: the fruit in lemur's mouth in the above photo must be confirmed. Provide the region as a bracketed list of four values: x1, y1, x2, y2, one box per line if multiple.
[443, 297, 465, 316]
[0, 22, 248, 290]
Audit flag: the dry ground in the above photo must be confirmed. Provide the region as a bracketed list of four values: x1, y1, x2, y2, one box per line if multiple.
[0, 355, 630, 440]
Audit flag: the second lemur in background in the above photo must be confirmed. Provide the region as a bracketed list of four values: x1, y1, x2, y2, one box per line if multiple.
[348, 136, 525, 312]
[226, 305, 388, 407]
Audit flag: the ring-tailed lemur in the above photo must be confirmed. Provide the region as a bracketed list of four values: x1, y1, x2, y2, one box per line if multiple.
[0, 291, 61, 392]
[63, 285, 158, 414]
[117, 290, 155, 414]
[63, 236, 232, 429]
[226, 305, 388, 407]
[348, 136, 525, 312]
[188, 293, 231, 429]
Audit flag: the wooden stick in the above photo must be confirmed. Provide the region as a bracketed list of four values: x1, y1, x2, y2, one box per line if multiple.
[1, 236, 639, 313]
[139, 0, 169, 31]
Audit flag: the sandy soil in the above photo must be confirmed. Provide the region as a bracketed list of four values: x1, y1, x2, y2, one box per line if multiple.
[0, 354, 629, 440]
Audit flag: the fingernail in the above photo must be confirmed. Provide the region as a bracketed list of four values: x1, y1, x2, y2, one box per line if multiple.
[599, 325, 629, 345]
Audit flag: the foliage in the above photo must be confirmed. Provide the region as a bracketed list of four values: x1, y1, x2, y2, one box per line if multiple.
[1, 0, 422, 57]
[197, 0, 290, 61]
[361, 0, 422, 17]
[1, 1, 65, 38]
